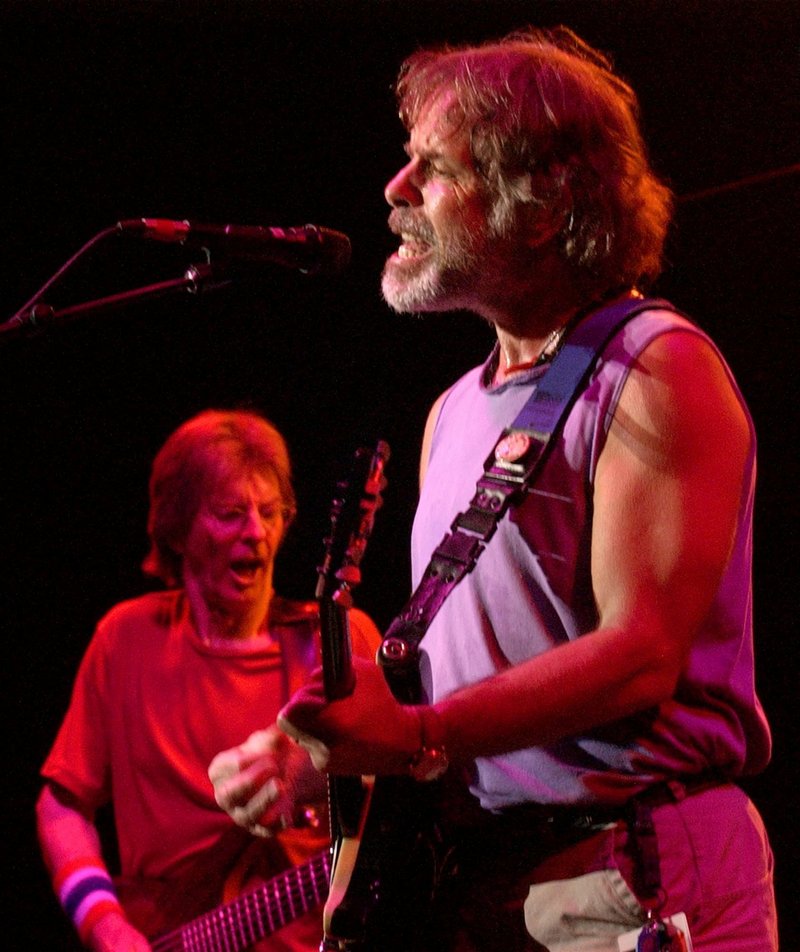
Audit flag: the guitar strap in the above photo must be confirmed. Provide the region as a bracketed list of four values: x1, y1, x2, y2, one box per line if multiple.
[272, 596, 322, 699]
[379, 294, 681, 700]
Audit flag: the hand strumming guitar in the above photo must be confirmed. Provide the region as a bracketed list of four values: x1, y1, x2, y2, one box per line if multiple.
[208, 723, 327, 837]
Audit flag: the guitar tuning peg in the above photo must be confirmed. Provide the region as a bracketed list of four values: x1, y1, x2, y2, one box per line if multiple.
[336, 565, 362, 586]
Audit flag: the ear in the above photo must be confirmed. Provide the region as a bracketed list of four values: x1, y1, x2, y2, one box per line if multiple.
[521, 172, 571, 250]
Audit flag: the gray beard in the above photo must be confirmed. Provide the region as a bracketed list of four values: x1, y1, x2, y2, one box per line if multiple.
[381, 234, 485, 314]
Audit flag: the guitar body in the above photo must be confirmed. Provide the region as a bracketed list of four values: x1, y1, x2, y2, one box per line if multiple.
[323, 774, 445, 950]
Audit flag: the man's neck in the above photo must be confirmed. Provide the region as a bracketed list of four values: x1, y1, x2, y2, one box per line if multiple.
[186, 586, 273, 643]
[490, 280, 586, 379]
[491, 286, 636, 384]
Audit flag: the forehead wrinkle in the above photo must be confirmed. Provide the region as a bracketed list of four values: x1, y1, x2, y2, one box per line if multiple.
[407, 126, 475, 176]
[207, 471, 281, 504]
[404, 141, 446, 165]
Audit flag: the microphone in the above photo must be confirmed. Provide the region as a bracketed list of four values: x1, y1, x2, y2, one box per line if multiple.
[117, 218, 351, 275]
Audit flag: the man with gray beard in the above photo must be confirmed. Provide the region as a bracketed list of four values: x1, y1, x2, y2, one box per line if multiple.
[217, 27, 778, 952]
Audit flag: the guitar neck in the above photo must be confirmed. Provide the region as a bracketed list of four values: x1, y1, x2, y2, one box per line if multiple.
[319, 599, 355, 700]
[151, 849, 330, 952]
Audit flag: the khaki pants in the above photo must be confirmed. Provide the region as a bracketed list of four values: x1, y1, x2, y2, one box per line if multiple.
[433, 784, 777, 952]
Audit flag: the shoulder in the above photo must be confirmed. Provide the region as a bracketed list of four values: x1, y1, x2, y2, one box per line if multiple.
[269, 597, 381, 659]
[420, 389, 451, 489]
[607, 322, 752, 478]
[269, 595, 319, 626]
[420, 357, 491, 488]
[96, 589, 177, 637]
[625, 321, 749, 436]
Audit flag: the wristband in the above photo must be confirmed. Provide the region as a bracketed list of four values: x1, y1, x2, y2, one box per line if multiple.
[54, 857, 123, 944]
[408, 705, 450, 782]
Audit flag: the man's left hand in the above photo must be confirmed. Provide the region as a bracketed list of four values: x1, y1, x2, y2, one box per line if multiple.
[277, 656, 420, 776]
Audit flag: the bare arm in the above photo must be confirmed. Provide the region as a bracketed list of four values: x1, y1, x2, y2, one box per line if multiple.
[36, 782, 151, 951]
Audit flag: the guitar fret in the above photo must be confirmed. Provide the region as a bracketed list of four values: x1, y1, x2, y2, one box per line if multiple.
[298, 864, 310, 913]
[185, 916, 202, 952]
[240, 889, 256, 946]
[264, 878, 277, 935]
[314, 852, 329, 904]
[217, 906, 232, 952]
[221, 906, 234, 952]
[288, 869, 298, 919]
[152, 848, 332, 952]
[227, 900, 239, 951]
[232, 893, 246, 949]
[250, 884, 266, 939]
[273, 877, 286, 928]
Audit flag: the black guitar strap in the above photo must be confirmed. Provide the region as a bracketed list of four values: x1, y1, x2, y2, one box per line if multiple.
[379, 295, 680, 700]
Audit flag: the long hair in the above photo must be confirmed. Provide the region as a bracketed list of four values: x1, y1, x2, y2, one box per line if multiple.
[142, 409, 296, 586]
[396, 27, 673, 295]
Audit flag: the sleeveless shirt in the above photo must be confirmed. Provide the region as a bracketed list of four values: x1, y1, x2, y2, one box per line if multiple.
[411, 307, 771, 810]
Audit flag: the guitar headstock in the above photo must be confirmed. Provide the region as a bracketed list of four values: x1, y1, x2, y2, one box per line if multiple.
[316, 440, 390, 610]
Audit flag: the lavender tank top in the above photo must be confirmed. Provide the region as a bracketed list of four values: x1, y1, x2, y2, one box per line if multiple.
[411, 308, 771, 810]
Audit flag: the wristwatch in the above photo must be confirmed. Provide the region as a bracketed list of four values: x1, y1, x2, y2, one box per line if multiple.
[408, 706, 450, 782]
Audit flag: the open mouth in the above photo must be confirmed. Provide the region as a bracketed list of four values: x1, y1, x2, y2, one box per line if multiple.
[396, 233, 434, 260]
[229, 558, 265, 584]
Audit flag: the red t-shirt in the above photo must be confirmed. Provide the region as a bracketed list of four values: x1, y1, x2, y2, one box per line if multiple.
[42, 588, 381, 948]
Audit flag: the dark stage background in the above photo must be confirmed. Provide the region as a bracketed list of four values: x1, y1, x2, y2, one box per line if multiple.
[2, 1, 797, 947]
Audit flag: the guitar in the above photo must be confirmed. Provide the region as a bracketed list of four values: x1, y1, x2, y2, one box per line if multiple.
[149, 848, 331, 952]
[315, 443, 443, 951]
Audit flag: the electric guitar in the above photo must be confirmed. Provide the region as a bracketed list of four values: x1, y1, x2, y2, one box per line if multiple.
[315, 442, 443, 951]
[148, 848, 331, 952]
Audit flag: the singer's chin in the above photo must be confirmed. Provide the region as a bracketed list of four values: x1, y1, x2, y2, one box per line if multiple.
[381, 259, 436, 314]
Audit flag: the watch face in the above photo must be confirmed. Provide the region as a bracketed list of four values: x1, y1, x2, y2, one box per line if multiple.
[410, 746, 449, 782]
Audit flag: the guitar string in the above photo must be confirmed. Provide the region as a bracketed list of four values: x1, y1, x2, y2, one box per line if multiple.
[150, 851, 331, 952]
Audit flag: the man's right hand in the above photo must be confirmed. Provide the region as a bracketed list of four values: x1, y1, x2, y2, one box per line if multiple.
[208, 724, 325, 837]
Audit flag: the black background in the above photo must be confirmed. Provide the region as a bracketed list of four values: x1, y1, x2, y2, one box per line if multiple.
[2, 1, 797, 947]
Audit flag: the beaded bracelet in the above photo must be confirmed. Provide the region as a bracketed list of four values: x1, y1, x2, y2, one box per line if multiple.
[54, 857, 123, 944]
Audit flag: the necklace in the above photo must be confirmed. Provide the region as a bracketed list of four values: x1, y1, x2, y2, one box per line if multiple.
[503, 323, 568, 375]
[498, 288, 639, 380]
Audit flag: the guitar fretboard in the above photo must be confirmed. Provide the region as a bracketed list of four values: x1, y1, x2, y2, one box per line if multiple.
[151, 849, 330, 952]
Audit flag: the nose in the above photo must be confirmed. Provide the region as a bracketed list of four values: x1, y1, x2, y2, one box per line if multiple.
[385, 160, 422, 208]
[241, 504, 268, 541]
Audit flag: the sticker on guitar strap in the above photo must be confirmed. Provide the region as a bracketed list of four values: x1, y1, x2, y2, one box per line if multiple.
[494, 430, 531, 463]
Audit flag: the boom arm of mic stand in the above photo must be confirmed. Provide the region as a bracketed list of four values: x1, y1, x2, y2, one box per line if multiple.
[0, 261, 231, 343]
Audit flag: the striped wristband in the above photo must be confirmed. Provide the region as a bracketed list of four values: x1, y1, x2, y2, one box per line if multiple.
[54, 858, 123, 944]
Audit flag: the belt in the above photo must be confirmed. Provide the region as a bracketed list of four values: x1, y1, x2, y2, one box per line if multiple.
[494, 768, 729, 837]
[436, 770, 730, 907]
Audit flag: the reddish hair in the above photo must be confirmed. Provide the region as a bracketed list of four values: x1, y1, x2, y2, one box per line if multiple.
[142, 409, 295, 586]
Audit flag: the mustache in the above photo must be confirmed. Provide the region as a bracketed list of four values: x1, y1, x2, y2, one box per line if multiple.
[388, 208, 436, 244]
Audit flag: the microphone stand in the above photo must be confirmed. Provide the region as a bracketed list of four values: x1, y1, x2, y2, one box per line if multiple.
[0, 223, 232, 344]
[0, 263, 230, 343]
